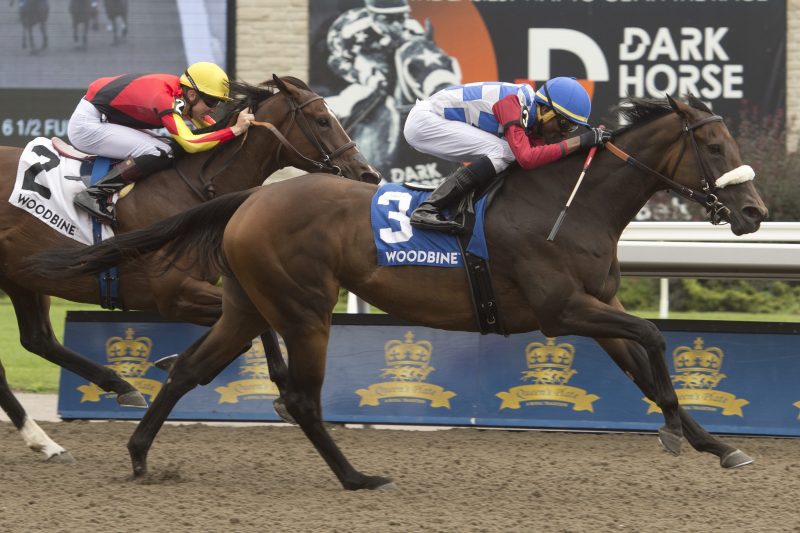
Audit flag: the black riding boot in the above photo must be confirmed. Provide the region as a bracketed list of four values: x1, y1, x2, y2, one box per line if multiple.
[74, 153, 172, 226]
[410, 156, 497, 233]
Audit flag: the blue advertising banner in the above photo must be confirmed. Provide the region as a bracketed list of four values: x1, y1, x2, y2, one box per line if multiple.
[60, 312, 800, 436]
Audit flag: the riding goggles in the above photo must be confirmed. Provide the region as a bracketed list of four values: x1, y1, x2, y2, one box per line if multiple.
[200, 94, 223, 109]
[556, 115, 579, 134]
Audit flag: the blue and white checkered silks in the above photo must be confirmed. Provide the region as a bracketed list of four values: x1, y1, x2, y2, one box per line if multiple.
[371, 184, 489, 268]
[427, 82, 536, 137]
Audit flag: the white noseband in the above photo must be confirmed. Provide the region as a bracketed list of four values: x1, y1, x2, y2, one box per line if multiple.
[715, 165, 755, 189]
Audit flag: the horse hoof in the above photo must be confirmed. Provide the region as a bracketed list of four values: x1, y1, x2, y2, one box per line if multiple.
[153, 354, 178, 372]
[47, 451, 76, 464]
[348, 476, 396, 491]
[117, 390, 148, 408]
[720, 449, 754, 469]
[273, 398, 297, 425]
[657, 427, 683, 456]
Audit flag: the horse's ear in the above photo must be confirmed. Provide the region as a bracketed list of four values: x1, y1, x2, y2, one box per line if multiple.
[666, 94, 680, 113]
[424, 18, 434, 40]
[272, 74, 290, 94]
[666, 94, 690, 118]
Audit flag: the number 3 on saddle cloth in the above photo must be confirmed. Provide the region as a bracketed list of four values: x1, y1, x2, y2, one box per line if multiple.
[370, 183, 504, 335]
[10, 137, 121, 308]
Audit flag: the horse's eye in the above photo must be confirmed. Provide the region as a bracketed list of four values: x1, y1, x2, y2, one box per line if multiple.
[316, 117, 330, 127]
[708, 144, 722, 155]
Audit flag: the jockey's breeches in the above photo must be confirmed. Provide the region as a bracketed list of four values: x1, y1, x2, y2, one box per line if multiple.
[404, 100, 514, 174]
[68, 98, 172, 160]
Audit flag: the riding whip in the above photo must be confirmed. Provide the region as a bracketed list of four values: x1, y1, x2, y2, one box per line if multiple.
[546, 135, 601, 242]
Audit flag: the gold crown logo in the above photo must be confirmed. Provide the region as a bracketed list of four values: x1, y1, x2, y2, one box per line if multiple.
[240, 339, 270, 380]
[105, 328, 153, 378]
[381, 331, 434, 382]
[522, 337, 577, 385]
[672, 337, 726, 389]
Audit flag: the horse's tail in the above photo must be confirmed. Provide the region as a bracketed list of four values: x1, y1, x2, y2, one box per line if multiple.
[25, 189, 255, 279]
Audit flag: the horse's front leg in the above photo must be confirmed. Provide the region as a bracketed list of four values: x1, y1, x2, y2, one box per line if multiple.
[596, 335, 753, 468]
[535, 290, 684, 455]
[280, 324, 395, 491]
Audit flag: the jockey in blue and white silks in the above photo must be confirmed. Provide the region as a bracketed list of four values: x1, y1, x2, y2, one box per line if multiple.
[403, 77, 612, 232]
[424, 82, 536, 137]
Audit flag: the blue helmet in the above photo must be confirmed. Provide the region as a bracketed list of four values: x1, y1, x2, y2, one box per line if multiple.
[533, 77, 591, 126]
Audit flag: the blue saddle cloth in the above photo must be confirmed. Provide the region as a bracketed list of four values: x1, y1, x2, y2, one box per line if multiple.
[370, 183, 489, 267]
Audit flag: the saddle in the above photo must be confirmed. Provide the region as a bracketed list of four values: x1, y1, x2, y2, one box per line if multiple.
[51, 137, 94, 162]
[50, 137, 141, 199]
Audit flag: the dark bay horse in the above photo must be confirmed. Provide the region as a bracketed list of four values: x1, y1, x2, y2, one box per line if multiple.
[103, 0, 127, 45]
[16, 0, 49, 54]
[29, 95, 767, 489]
[69, 0, 98, 50]
[1, 76, 379, 463]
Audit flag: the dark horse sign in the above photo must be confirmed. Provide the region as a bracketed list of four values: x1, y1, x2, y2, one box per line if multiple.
[29, 95, 767, 489]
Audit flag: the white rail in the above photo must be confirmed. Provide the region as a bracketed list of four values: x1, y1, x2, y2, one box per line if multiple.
[618, 222, 800, 279]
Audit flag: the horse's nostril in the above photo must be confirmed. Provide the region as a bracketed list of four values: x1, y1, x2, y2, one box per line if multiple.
[743, 206, 766, 222]
[362, 172, 381, 185]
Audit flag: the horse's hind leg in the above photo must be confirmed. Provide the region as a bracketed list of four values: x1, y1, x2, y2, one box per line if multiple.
[279, 325, 395, 490]
[0, 359, 74, 463]
[128, 289, 267, 477]
[5, 284, 146, 407]
[596, 336, 753, 469]
[261, 331, 295, 424]
[39, 23, 47, 49]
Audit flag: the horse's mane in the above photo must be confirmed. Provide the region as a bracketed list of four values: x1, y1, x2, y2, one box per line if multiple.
[195, 77, 311, 135]
[610, 94, 713, 135]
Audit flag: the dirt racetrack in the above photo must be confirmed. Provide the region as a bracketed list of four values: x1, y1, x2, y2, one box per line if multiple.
[0, 421, 798, 532]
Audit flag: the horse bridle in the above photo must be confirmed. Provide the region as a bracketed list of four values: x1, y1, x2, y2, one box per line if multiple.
[251, 93, 356, 175]
[605, 113, 732, 224]
[180, 91, 357, 200]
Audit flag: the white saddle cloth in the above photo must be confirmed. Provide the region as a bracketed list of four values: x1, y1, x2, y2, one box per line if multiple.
[10, 137, 115, 245]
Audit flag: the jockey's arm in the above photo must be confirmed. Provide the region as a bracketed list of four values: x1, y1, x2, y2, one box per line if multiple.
[161, 111, 235, 154]
[503, 127, 569, 170]
[493, 94, 583, 170]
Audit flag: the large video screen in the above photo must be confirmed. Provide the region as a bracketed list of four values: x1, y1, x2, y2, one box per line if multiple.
[0, 0, 233, 147]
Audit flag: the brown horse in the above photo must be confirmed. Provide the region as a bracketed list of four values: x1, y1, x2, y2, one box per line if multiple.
[29, 95, 767, 489]
[1, 75, 379, 463]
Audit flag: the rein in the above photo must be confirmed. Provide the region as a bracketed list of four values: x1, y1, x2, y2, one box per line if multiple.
[604, 114, 731, 224]
[253, 94, 355, 175]
[180, 91, 356, 201]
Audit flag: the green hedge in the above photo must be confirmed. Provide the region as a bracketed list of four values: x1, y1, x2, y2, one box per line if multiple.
[618, 278, 800, 314]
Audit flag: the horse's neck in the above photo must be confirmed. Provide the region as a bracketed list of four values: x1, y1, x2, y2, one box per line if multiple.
[175, 129, 281, 197]
[582, 124, 676, 236]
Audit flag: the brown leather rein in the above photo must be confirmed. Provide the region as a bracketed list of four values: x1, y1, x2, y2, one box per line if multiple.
[603, 114, 731, 224]
[177, 94, 356, 201]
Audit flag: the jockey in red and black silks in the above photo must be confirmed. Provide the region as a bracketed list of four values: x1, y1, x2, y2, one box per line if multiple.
[67, 61, 255, 225]
[84, 73, 236, 153]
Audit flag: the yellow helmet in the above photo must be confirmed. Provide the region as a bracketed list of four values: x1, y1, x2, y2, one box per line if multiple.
[180, 62, 231, 101]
